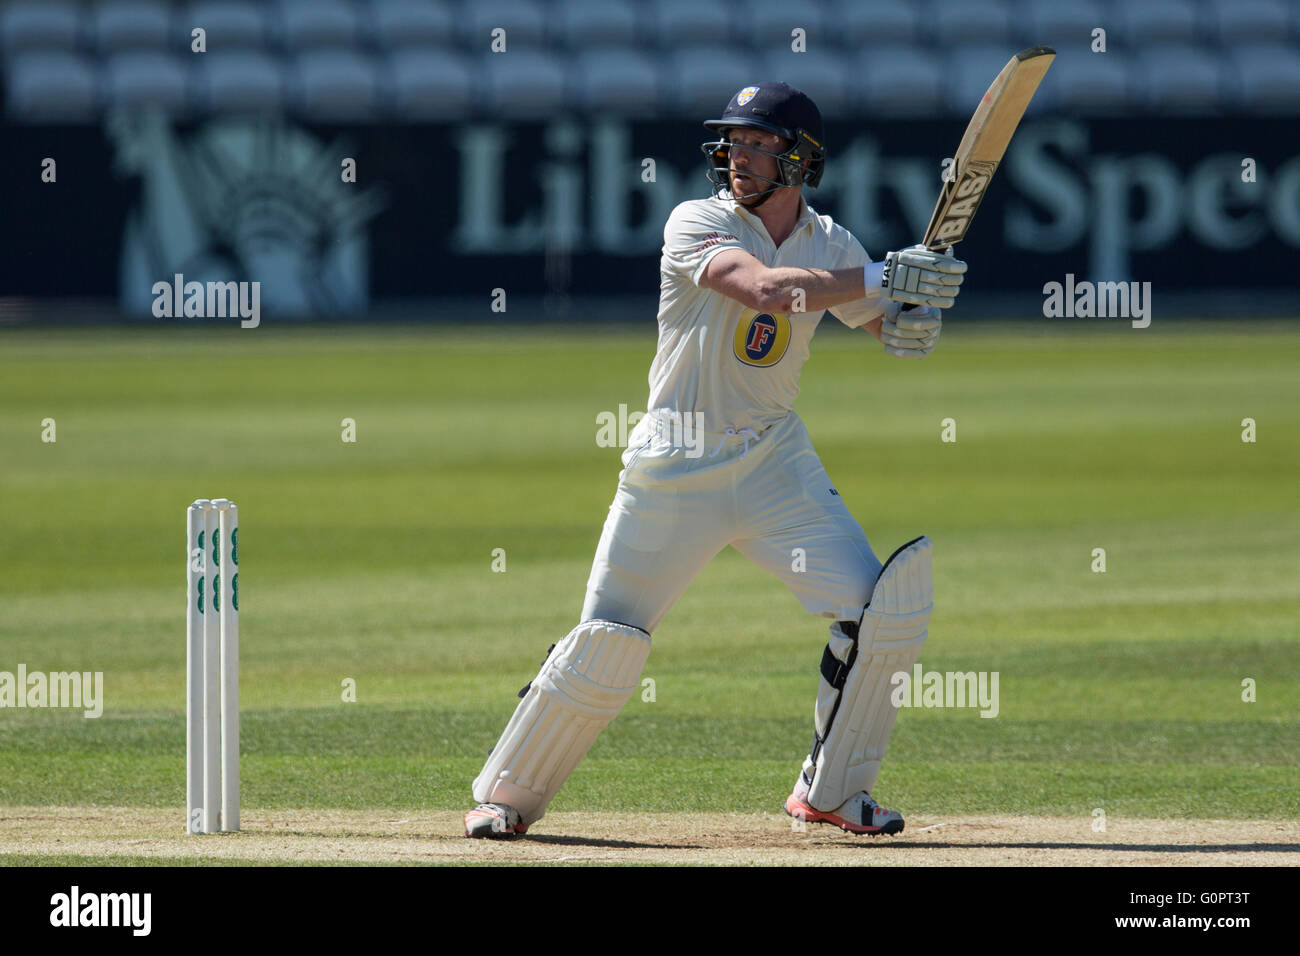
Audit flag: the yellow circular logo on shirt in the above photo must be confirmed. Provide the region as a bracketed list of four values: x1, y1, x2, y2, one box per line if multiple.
[733, 309, 791, 367]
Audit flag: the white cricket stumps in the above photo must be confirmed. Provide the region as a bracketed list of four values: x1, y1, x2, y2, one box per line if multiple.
[186, 498, 239, 833]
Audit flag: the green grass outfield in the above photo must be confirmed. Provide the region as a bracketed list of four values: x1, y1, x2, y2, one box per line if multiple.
[1, 320, 1297, 849]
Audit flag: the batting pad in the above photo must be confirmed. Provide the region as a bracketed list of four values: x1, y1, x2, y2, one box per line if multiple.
[804, 536, 932, 812]
[473, 620, 651, 825]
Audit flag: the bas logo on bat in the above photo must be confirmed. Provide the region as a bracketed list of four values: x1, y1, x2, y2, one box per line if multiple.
[930, 161, 998, 245]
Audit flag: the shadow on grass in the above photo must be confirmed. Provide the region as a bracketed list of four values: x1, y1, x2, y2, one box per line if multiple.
[843, 840, 1300, 854]
[505, 833, 705, 851]
[247, 827, 705, 851]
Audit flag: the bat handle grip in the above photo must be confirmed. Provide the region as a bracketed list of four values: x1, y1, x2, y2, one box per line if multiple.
[921, 242, 956, 256]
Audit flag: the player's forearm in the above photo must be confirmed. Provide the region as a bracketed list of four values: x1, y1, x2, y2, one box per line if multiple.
[755, 266, 876, 314]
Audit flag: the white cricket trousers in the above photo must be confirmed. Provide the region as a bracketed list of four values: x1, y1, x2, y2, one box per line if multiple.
[581, 409, 884, 633]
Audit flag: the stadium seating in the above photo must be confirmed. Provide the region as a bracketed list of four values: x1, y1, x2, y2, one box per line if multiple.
[479, 47, 566, 117]
[825, 0, 917, 48]
[386, 47, 475, 118]
[745, 0, 829, 55]
[457, 0, 547, 50]
[551, 0, 639, 51]
[663, 46, 755, 115]
[289, 48, 381, 119]
[1113, 0, 1203, 46]
[106, 50, 191, 113]
[276, 0, 363, 52]
[760, 48, 851, 115]
[0, 1, 82, 56]
[1037, 48, 1136, 115]
[851, 46, 946, 117]
[91, 1, 173, 55]
[4, 50, 99, 120]
[197, 49, 286, 112]
[0, 0, 1296, 121]
[1137, 44, 1228, 114]
[1230, 42, 1300, 113]
[1015, 0, 1109, 52]
[932, 0, 1018, 49]
[181, 2, 271, 52]
[370, 0, 456, 51]
[568, 48, 661, 113]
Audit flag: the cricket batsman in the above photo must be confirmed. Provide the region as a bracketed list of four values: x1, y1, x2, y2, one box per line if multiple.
[465, 83, 967, 838]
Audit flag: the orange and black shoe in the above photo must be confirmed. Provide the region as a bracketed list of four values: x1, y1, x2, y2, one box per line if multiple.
[464, 803, 528, 839]
[785, 776, 905, 836]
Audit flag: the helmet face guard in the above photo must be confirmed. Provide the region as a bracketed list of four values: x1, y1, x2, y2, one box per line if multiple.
[700, 122, 825, 205]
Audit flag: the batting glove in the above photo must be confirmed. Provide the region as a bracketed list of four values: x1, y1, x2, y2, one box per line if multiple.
[869, 244, 967, 309]
[881, 303, 942, 359]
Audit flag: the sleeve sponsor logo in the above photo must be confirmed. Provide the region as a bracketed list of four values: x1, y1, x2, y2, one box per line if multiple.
[695, 231, 740, 254]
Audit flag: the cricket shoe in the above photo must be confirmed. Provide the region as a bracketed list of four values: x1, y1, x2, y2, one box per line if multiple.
[785, 776, 905, 836]
[464, 803, 528, 839]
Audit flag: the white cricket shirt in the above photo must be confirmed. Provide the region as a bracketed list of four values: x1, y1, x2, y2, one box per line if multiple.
[650, 191, 885, 435]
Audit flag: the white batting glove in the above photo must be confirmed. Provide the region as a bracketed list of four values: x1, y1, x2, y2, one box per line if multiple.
[867, 244, 967, 309]
[881, 303, 941, 359]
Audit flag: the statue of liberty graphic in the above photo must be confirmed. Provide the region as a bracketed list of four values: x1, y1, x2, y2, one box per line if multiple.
[110, 112, 385, 318]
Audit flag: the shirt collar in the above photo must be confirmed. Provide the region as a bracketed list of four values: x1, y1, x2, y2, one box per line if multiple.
[723, 192, 816, 239]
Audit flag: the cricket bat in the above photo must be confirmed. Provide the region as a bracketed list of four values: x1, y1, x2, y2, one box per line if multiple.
[922, 46, 1055, 250]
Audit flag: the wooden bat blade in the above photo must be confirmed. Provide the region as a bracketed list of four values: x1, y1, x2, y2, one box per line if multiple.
[923, 45, 1055, 250]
